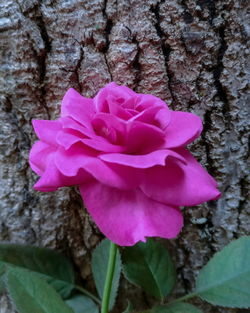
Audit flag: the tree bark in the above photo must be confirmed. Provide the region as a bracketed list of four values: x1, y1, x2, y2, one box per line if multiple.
[0, 0, 249, 312]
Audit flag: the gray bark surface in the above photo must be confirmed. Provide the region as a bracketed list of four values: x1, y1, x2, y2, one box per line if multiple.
[0, 0, 249, 312]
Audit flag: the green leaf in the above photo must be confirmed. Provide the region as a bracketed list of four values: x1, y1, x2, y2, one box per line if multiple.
[92, 239, 121, 310]
[142, 303, 203, 313]
[0, 243, 74, 298]
[6, 267, 73, 313]
[196, 236, 250, 308]
[66, 294, 99, 313]
[122, 238, 176, 300]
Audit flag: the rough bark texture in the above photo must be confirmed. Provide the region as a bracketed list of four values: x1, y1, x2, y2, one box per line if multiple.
[0, 0, 249, 312]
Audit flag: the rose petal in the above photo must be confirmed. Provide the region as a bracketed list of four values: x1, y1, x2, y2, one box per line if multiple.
[129, 105, 162, 123]
[93, 113, 126, 135]
[61, 88, 95, 127]
[155, 108, 172, 129]
[29, 141, 56, 175]
[80, 182, 183, 246]
[108, 99, 133, 120]
[81, 138, 125, 153]
[129, 106, 171, 130]
[32, 120, 62, 146]
[164, 111, 203, 148]
[100, 149, 186, 168]
[121, 97, 137, 110]
[94, 82, 136, 112]
[126, 109, 138, 116]
[60, 116, 94, 137]
[54, 145, 141, 189]
[56, 129, 86, 150]
[59, 117, 125, 152]
[135, 94, 167, 111]
[34, 158, 90, 192]
[126, 121, 165, 153]
[91, 113, 127, 147]
[140, 148, 221, 206]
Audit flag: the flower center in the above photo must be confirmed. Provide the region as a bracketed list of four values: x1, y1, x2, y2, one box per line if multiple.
[92, 119, 117, 144]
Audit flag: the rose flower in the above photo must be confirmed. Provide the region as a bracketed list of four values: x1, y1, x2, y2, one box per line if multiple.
[29, 83, 220, 246]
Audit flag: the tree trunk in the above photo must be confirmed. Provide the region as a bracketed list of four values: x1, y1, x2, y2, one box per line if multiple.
[0, 0, 249, 312]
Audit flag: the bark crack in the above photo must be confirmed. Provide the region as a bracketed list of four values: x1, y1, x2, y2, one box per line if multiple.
[102, 0, 114, 81]
[3, 96, 33, 219]
[104, 54, 113, 81]
[201, 24, 229, 174]
[35, 11, 51, 119]
[102, 0, 113, 53]
[15, 1, 52, 119]
[150, 2, 176, 106]
[213, 25, 230, 129]
[196, 0, 216, 25]
[180, 0, 194, 24]
[74, 43, 84, 93]
[131, 35, 141, 88]
[202, 110, 216, 173]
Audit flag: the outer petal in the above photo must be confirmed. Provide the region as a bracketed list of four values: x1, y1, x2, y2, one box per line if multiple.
[60, 116, 93, 137]
[34, 158, 90, 192]
[61, 88, 95, 127]
[80, 182, 183, 246]
[56, 129, 85, 150]
[32, 120, 62, 146]
[140, 148, 221, 206]
[99, 149, 186, 168]
[29, 141, 56, 175]
[164, 111, 203, 148]
[54, 145, 142, 189]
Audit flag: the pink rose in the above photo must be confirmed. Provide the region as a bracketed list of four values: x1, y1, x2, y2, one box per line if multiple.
[29, 83, 220, 246]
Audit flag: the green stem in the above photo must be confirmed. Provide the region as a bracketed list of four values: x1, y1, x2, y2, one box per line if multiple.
[75, 285, 102, 305]
[101, 241, 118, 313]
[168, 292, 197, 304]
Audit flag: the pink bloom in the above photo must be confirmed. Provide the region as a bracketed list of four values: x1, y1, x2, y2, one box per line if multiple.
[29, 83, 220, 246]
